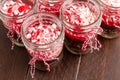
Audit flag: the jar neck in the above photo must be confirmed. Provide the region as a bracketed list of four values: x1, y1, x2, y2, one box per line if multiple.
[22, 13, 64, 51]
[24, 27, 64, 51]
[61, 0, 102, 33]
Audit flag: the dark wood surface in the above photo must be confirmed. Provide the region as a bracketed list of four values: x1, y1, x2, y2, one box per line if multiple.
[0, 19, 120, 80]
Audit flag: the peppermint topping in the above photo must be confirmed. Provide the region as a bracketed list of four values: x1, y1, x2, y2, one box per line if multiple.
[25, 23, 60, 44]
[63, 3, 97, 26]
[1, 0, 31, 16]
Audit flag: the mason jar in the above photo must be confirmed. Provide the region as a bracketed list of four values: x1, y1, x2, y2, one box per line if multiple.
[21, 12, 64, 78]
[97, 0, 120, 39]
[60, 0, 103, 55]
[0, 0, 37, 48]
[38, 0, 64, 17]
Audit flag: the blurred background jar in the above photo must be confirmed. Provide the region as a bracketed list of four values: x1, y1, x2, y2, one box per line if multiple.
[21, 12, 64, 78]
[38, 0, 64, 17]
[97, 0, 120, 39]
[60, 0, 103, 55]
[0, 0, 37, 49]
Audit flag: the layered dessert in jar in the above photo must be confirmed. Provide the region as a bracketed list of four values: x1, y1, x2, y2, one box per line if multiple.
[0, 0, 36, 48]
[21, 13, 64, 78]
[61, 0, 102, 55]
[98, 0, 120, 39]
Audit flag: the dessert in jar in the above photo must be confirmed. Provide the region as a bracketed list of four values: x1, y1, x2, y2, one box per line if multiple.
[38, 0, 64, 17]
[98, 0, 120, 39]
[0, 0, 36, 48]
[60, 0, 103, 55]
[21, 12, 64, 78]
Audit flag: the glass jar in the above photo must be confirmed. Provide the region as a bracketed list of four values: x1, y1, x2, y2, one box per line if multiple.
[98, 0, 120, 39]
[60, 0, 103, 55]
[0, 0, 37, 48]
[21, 12, 64, 78]
[38, 0, 64, 17]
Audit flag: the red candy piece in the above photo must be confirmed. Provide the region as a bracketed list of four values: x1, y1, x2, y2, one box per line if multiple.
[18, 4, 31, 13]
[18, 5, 26, 12]
[7, 7, 12, 13]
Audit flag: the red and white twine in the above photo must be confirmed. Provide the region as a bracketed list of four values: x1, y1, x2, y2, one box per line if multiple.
[25, 23, 63, 78]
[63, 1, 103, 52]
[65, 26, 103, 53]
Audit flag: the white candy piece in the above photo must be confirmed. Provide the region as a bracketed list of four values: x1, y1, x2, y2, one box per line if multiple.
[26, 33, 31, 39]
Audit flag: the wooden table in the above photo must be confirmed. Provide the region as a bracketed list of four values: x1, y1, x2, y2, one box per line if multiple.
[0, 20, 120, 80]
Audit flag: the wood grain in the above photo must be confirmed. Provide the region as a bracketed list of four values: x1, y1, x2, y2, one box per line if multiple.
[78, 36, 120, 80]
[0, 20, 29, 80]
[26, 47, 82, 80]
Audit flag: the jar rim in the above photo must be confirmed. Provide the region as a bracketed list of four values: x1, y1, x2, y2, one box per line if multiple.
[98, 0, 120, 9]
[0, 0, 37, 19]
[60, 0, 102, 30]
[38, 0, 63, 3]
[21, 12, 64, 49]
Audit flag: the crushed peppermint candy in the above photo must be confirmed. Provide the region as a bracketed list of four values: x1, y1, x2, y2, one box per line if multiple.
[100, 0, 120, 7]
[62, 2, 102, 52]
[1, 0, 32, 16]
[24, 21, 63, 78]
[25, 23, 61, 44]
[63, 2, 98, 26]
[0, 0, 32, 48]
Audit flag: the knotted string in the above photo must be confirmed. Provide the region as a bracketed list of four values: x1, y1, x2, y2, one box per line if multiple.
[7, 31, 15, 50]
[28, 50, 59, 78]
[6, 22, 22, 49]
[65, 26, 103, 52]
[81, 26, 103, 52]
